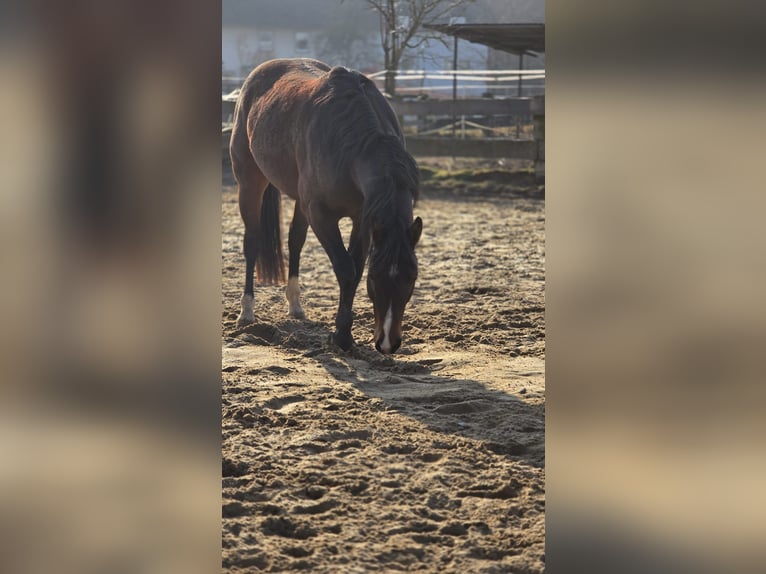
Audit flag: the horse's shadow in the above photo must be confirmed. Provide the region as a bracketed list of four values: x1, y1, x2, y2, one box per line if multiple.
[320, 351, 544, 469]
[233, 316, 545, 469]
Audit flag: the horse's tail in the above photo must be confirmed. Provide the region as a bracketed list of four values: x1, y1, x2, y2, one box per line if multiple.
[255, 184, 285, 284]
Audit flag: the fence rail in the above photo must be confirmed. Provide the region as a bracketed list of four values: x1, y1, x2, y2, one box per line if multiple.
[389, 94, 544, 183]
[390, 97, 534, 117]
[221, 80, 545, 183]
[223, 68, 545, 97]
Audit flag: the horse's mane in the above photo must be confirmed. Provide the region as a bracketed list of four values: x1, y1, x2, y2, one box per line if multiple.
[362, 149, 420, 278]
[313, 68, 420, 212]
[360, 137, 420, 278]
[313, 67, 420, 275]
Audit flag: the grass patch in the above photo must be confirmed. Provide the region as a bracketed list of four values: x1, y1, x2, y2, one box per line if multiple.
[418, 165, 539, 197]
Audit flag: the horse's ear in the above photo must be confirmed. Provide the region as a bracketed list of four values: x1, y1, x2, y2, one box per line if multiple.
[409, 217, 423, 247]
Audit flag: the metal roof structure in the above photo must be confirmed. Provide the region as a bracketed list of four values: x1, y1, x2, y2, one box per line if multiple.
[424, 23, 545, 56]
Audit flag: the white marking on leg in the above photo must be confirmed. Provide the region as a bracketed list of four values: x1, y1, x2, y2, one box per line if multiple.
[237, 293, 255, 326]
[381, 304, 393, 353]
[286, 277, 305, 319]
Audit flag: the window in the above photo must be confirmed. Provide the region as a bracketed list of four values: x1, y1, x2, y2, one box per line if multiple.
[295, 32, 309, 54]
[258, 31, 273, 52]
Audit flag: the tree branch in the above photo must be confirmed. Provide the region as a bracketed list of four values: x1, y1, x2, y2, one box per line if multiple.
[358, 0, 478, 94]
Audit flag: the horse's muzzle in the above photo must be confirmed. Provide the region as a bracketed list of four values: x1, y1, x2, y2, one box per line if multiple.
[375, 336, 401, 355]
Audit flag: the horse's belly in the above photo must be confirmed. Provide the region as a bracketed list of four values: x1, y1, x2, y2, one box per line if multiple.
[310, 185, 364, 219]
[251, 145, 299, 199]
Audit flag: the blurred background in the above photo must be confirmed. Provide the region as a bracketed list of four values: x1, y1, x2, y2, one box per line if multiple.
[547, 1, 766, 572]
[1, 0, 765, 572]
[0, 1, 221, 572]
[222, 0, 546, 181]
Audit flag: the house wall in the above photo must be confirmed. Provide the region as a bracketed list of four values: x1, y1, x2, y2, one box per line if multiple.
[222, 0, 545, 95]
[223, 26, 382, 78]
[223, 28, 318, 77]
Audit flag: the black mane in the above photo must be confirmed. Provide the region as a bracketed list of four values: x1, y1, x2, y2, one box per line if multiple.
[314, 67, 420, 275]
[313, 67, 419, 208]
[364, 170, 419, 281]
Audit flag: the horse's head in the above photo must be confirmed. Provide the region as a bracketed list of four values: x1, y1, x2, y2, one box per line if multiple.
[367, 217, 422, 354]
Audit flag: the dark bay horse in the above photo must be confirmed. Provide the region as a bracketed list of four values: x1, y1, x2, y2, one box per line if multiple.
[230, 58, 422, 354]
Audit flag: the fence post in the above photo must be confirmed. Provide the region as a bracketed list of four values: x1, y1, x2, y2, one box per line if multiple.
[532, 95, 545, 184]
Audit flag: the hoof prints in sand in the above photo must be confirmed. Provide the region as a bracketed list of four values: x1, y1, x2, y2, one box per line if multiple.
[221, 184, 545, 572]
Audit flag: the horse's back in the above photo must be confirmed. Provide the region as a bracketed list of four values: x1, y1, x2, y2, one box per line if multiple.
[232, 58, 407, 208]
[238, 59, 330, 106]
[231, 59, 331, 195]
[234, 58, 330, 144]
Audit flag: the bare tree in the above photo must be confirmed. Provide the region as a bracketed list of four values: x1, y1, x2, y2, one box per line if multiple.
[343, 0, 477, 97]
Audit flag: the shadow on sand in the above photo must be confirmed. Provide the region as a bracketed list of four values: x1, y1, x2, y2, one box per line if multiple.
[229, 316, 544, 469]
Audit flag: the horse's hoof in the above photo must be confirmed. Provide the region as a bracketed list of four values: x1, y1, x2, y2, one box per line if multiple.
[332, 331, 354, 352]
[237, 294, 255, 328]
[288, 308, 306, 320]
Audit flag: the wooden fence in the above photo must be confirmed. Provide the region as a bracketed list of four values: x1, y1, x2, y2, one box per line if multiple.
[222, 93, 544, 183]
[392, 95, 544, 182]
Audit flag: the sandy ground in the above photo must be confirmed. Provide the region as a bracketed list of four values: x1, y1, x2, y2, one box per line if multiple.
[221, 171, 545, 573]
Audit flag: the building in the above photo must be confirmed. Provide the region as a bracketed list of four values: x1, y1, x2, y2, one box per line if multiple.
[222, 0, 381, 88]
[221, 0, 544, 97]
[363, 0, 545, 98]
[480, 0, 545, 75]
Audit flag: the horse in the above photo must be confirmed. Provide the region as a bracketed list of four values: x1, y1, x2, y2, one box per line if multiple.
[229, 58, 422, 355]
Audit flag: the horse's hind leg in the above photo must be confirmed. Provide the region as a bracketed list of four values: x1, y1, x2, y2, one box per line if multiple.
[286, 202, 308, 319]
[232, 156, 269, 328]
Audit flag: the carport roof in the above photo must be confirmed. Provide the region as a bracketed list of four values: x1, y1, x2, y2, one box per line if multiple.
[423, 23, 545, 56]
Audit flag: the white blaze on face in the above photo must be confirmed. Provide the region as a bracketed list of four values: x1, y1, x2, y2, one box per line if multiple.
[380, 304, 394, 353]
[389, 264, 398, 278]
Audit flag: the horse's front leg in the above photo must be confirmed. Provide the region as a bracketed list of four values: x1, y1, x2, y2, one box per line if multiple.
[348, 220, 370, 303]
[333, 268, 358, 351]
[333, 220, 369, 349]
[309, 204, 357, 350]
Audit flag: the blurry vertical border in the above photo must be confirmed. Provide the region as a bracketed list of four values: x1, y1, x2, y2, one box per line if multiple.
[546, 1, 766, 573]
[1, 1, 223, 573]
